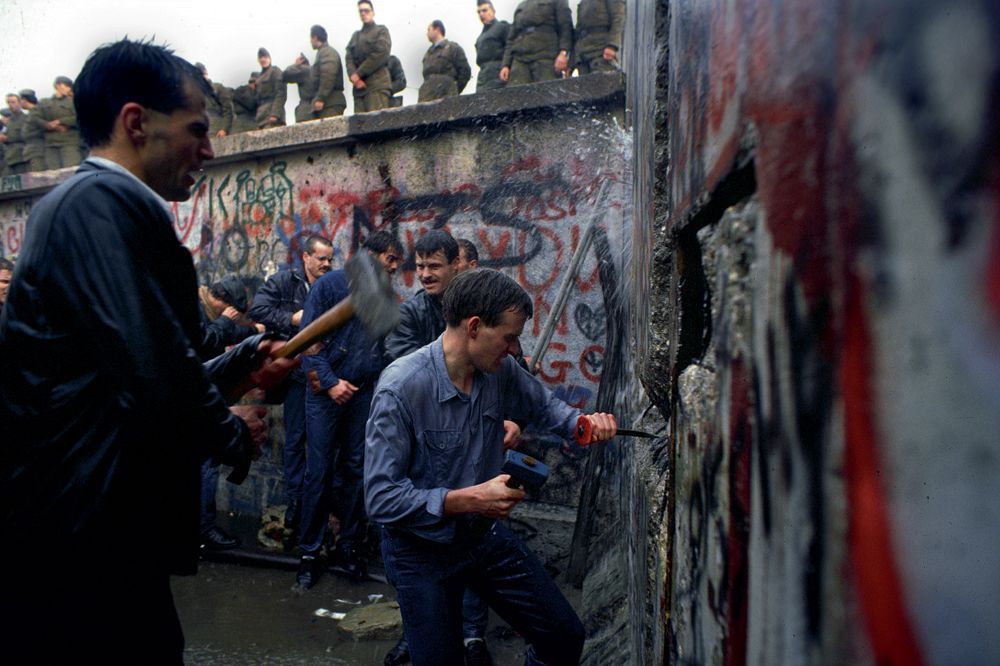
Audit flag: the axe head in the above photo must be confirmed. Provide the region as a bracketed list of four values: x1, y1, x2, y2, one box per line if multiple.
[345, 251, 400, 339]
[501, 450, 549, 490]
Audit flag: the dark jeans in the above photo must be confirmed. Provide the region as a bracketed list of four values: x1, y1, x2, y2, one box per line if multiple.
[299, 382, 374, 554]
[463, 588, 489, 639]
[382, 522, 584, 666]
[283, 378, 307, 504]
[200, 457, 219, 534]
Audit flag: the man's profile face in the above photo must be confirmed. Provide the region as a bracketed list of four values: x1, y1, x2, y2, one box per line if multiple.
[426, 24, 438, 43]
[0, 268, 12, 304]
[415, 249, 458, 296]
[358, 2, 375, 24]
[302, 243, 334, 282]
[478, 4, 496, 24]
[469, 308, 527, 374]
[311, 35, 322, 50]
[6, 96, 21, 114]
[375, 246, 402, 275]
[455, 246, 477, 273]
[140, 81, 214, 202]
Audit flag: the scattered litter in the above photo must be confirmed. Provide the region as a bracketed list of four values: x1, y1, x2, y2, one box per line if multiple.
[367, 594, 384, 603]
[314, 608, 347, 620]
[335, 598, 362, 605]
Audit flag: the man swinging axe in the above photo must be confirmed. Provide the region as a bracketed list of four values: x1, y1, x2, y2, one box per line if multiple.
[365, 269, 616, 666]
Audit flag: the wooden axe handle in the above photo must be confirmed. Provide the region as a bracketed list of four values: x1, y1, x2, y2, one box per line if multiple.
[275, 296, 355, 359]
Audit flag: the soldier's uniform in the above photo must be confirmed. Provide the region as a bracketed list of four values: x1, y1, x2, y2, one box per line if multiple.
[284, 59, 319, 123]
[231, 82, 259, 134]
[3, 111, 27, 176]
[255, 65, 287, 128]
[502, 0, 574, 86]
[418, 40, 472, 102]
[346, 22, 393, 113]
[312, 43, 347, 118]
[388, 55, 407, 107]
[574, 0, 625, 74]
[475, 18, 510, 91]
[207, 82, 234, 137]
[22, 105, 47, 172]
[38, 95, 82, 170]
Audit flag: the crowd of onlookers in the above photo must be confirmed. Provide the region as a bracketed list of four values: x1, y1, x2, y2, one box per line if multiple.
[0, 0, 624, 178]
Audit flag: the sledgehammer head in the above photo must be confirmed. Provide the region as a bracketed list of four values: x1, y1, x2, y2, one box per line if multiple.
[345, 251, 400, 339]
[501, 450, 549, 490]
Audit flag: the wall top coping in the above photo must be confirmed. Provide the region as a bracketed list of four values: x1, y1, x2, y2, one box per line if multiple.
[0, 73, 624, 202]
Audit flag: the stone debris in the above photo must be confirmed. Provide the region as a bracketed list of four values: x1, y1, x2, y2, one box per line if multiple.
[337, 601, 404, 640]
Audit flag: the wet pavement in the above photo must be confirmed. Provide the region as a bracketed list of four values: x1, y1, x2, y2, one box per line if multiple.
[171, 514, 558, 665]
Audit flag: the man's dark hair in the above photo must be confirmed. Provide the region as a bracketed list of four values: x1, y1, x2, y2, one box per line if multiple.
[210, 275, 249, 313]
[443, 269, 532, 327]
[414, 229, 458, 262]
[0, 257, 14, 272]
[303, 234, 332, 255]
[310, 25, 328, 43]
[363, 230, 403, 255]
[74, 38, 213, 148]
[431, 20, 446, 37]
[456, 238, 478, 263]
[358, 0, 374, 9]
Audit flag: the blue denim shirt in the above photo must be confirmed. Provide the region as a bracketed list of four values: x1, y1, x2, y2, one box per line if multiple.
[364, 338, 580, 543]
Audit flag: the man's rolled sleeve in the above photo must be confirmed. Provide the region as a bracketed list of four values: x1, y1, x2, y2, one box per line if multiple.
[365, 388, 449, 528]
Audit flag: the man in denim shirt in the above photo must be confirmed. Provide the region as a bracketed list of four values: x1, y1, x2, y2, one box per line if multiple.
[365, 269, 616, 665]
[296, 230, 403, 588]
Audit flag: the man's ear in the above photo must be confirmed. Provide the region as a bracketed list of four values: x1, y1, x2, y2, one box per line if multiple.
[120, 102, 147, 146]
[466, 316, 482, 339]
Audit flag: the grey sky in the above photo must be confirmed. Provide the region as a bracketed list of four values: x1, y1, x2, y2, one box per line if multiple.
[0, 0, 575, 117]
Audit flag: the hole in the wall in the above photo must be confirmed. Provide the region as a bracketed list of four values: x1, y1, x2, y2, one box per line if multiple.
[672, 158, 757, 394]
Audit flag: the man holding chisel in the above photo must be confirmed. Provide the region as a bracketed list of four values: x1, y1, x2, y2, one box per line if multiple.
[365, 269, 616, 665]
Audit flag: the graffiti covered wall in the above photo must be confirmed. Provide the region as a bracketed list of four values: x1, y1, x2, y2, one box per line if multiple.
[0, 76, 628, 516]
[577, 0, 1000, 664]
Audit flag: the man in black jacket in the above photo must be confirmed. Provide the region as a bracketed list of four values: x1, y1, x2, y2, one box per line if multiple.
[249, 234, 333, 533]
[0, 39, 293, 662]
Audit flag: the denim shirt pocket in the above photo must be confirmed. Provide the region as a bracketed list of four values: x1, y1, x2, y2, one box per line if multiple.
[423, 429, 464, 486]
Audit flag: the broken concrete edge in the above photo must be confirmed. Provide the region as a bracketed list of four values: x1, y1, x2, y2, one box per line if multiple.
[0, 72, 625, 203]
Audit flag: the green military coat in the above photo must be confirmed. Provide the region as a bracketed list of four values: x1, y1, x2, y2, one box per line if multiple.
[475, 19, 510, 91]
[418, 39, 472, 102]
[255, 66, 287, 128]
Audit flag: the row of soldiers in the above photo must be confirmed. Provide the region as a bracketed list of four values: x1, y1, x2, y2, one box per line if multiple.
[0, 79, 85, 177]
[0, 0, 625, 176]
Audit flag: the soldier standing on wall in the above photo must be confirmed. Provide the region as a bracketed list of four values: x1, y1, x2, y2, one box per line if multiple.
[196, 63, 235, 138]
[309, 24, 348, 119]
[500, 0, 574, 86]
[475, 1, 510, 92]
[418, 20, 472, 103]
[3, 93, 27, 176]
[19, 90, 46, 172]
[232, 72, 260, 133]
[284, 52, 318, 123]
[574, 0, 626, 75]
[346, 0, 393, 113]
[38, 75, 84, 169]
[255, 47, 287, 129]
[387, 54, 407, 107]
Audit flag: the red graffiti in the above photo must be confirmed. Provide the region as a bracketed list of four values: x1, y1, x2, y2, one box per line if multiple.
[536, 341, 573, 384]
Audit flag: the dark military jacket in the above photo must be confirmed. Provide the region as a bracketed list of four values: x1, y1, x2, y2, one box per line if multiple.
[38, 95, 80, 147]
[255, 65, 287, 127]
[207, 81, 234, 136]
[284, 60, 319, 123]
[312, 43, 347, 114]
[3, 111, 26, 168]
[503, 0, 574, 66]
[476, 19, 511, 91]
[22, 107, 46, 163]
[346, 22, 392, 94]
[575, 0, 625, 62]
[388, 55, 407, 95]
[231, 84, 258, 133]
[418, 39, 472, 102]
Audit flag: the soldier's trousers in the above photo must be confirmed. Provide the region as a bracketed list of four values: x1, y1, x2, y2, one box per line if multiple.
[45, 144, 82, 170]
[577, 55, 619, 75]
[354, 88, 391, 113]
[507, 57, 562, 86]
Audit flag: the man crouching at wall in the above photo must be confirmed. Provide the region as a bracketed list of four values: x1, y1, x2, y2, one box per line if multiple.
[364, 269, 617, 665]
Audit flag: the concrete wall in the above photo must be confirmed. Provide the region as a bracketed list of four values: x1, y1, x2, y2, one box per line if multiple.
[0, 76, 628, 521]
[586, 0, 1000, 663]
